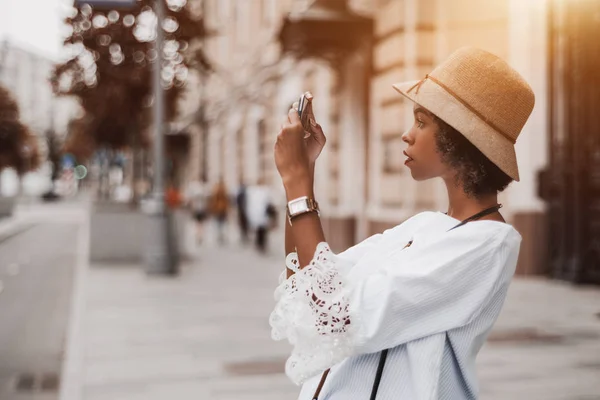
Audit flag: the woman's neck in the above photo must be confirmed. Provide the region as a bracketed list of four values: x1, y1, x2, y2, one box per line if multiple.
[443, 178, 500, 221]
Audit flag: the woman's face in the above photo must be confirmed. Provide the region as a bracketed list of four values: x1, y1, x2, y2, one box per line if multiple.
[401, 105, 448, 181]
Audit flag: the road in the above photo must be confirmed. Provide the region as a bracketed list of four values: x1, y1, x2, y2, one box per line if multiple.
[0, 218, 80, 400]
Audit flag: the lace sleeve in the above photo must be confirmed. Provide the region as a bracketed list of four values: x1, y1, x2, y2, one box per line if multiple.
[285, 252, 300, 273]
[269, 242, 359, 385]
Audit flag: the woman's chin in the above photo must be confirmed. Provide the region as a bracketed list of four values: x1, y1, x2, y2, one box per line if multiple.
[407, 168, 429, 181]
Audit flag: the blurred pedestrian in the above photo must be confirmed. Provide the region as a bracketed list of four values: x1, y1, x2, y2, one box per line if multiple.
[185, 180, 208, 243]
[236, 181, 250, 244]
[246, 178, 273, 253]
[165, 185, 182, 209]
[209, 179, 230, 245]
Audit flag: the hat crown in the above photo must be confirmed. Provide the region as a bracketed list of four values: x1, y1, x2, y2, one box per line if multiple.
[430, 47, 535, 142]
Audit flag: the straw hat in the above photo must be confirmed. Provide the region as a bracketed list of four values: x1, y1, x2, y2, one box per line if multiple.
[392, 47, 535, 181]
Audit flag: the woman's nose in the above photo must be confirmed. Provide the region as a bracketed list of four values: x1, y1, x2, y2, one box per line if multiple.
[402, 129, 413, 145]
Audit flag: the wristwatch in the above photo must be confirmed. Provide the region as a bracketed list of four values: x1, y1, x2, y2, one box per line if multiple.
[286, 196, 319, 225]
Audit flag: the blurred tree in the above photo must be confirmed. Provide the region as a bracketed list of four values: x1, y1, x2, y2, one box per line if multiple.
[0, 85, 40, 176]
[45, 128, 64, 185]
[51, 0, 211, 152]
[63, 117, 96, 163]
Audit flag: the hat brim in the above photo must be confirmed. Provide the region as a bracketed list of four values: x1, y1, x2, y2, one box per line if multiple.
[392, 79, 520, 181]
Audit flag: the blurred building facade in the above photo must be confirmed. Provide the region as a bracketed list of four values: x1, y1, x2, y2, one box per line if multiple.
[193, 0, 295, 188]
[189, 0, 597, 279]
[0, 39, 80, 195]
[193, 0, 374, 252]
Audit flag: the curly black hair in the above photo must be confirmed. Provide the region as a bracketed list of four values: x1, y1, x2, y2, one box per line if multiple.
[433, 116, 513, 198]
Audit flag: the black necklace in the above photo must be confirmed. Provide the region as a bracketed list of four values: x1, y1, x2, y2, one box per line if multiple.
[404, 204, 503, 249]
[448, 203, 503, 231]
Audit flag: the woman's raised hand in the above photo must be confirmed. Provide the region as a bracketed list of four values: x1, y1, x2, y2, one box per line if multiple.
[274, 108, 311, 188]
[293, 92, 327, 166]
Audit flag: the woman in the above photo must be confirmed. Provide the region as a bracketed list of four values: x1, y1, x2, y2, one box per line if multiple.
[185, 180, 208, 243]
[245, 178, 274, 253]
[270, 47, 535, 399]
[209, 179, 230, 245]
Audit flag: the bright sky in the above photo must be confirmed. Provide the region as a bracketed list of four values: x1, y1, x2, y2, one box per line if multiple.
[0, 0, 71, 60]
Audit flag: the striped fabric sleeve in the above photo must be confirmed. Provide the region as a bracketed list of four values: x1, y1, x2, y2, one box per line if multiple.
[350, 226, 518, 355]
[336, 233, 383, 264]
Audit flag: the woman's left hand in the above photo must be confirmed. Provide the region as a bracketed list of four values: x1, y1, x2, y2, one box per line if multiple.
[274, 108, 312, 190]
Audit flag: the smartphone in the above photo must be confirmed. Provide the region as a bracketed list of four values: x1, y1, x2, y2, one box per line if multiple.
[297, 92, 312, 138]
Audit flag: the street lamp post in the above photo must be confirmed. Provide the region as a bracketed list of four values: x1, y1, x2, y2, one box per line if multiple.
[74, 0, 178, 274]
[145, 0, 179, 275]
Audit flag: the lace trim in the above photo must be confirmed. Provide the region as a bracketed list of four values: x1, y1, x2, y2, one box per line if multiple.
[285, 252, 300, 273]
[270, 242, 359, 385]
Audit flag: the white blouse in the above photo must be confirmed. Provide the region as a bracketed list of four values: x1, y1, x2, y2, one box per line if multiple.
[269, 212, 521, 400]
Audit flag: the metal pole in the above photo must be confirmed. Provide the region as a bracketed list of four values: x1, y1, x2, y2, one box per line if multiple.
[144, 0, 178, 275]
[0, 40, 8, 196]
[199, 0, 208, 183]
[153, 0, 165, 197]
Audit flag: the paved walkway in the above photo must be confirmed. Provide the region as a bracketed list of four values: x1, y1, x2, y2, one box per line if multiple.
[63, 231, 600, 400]
[478, 279, 600, 399]
[67, 240, 297, 400]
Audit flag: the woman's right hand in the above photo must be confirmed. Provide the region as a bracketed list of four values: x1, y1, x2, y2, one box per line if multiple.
[293, 92, 327, 166]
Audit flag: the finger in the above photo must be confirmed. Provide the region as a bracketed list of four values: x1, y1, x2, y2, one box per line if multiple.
[288, 106, 300, 123]
[311, 120, 323, 134]
[311, 122, 326, 143]
[278, 125, 287, 137]
[302, 98, 316, 126]
[288, 107, 301, 125]
[306, 115, 320, 134]
[292, 101, 299, 110]
[303, 98, 314, 118]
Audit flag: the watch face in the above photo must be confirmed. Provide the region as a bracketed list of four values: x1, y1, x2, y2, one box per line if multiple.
[289, 199, 307, 215]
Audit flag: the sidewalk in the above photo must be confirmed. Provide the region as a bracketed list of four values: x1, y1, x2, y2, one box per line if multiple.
[0, 215, 26, 243]
[67, 241, 297, 400]
[64, 235, 600, 400]
[478, 278, 600, 399]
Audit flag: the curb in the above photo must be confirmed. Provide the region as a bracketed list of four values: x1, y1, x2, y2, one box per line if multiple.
[0, 217, 35, 244]
[58, 215, 90, 400]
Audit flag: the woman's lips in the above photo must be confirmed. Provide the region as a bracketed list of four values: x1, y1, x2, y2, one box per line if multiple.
[403, 151, 414, 165]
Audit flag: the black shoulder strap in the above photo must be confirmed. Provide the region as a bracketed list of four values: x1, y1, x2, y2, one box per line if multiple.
[369, 349, 389, 400]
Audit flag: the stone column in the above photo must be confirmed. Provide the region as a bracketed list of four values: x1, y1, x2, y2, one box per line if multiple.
[506, 0, 549, 275]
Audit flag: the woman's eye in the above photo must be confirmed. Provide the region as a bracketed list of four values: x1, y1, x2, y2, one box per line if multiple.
[417, 119, 424, 128]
